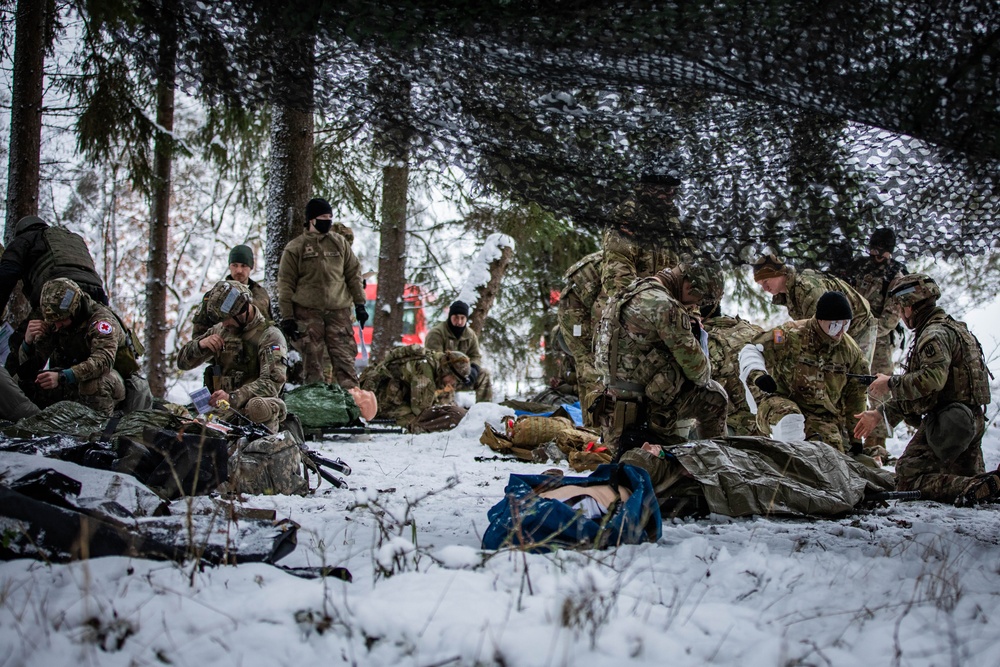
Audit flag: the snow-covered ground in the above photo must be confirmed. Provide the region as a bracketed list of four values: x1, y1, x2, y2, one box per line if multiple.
[4, 296, 1000, 667]
[2, 395, 1000, 667]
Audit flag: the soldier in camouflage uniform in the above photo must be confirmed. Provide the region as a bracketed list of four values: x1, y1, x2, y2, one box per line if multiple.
[423, 300, 493, 402]
[855, 274, 996, 504]
[277, 197, 367, 389]
[601, 172, 686, 301]
[753, 254, 877, 367]
[359, 345, 470, 430]
[740, 291, 869, 453]
[594, 264, 728, 451]
[557, 251, 604, 423]
[702, 303, 765, 436]
[192, 245, 274, 337]
[838, 229, 908, 459]
[177, 281, 288, 432]
[16, 278, 134, 416]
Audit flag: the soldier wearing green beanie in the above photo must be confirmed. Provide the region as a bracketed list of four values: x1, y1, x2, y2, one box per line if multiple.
[191, 243, 274, 337]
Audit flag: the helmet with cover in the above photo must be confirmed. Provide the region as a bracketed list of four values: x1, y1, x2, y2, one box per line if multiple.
[680, 262, 724, 307]
[39, 278, 84, 322]
[887, 273, 940, 311]
[440, 350, 471, 383]
[203, 280, 253, 323]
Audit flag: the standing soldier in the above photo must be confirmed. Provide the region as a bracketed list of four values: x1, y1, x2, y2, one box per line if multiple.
[840, 228, 908, 459]
[423, 300, 493, 402]
[601, 172, 685, 301]
[594, 264, 728, 451]
[702, 303, 765, 436]
[557, 251, 604, 423]
[16, 278, 142, 416]
[739, 291, 870, 454]
[177, 281, 288, 432]
[752, 254, 877, 367]
[855, 274, 997, 505]
[192, 244, 273, 337]
[277, 197, 367, 389]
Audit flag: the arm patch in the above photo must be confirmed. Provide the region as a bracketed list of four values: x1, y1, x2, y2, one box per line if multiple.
[93, 320, 114, 336]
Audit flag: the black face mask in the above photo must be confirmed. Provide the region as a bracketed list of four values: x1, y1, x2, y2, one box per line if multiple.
[314, 219, 333, 234]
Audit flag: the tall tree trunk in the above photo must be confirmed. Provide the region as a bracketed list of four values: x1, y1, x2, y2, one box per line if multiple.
[144, 1, 178, 398]
[4, 0, 52, 244]
[370, 162, 409, 364]
[265, 37, 315, 314]
[465, 236, 515, 336]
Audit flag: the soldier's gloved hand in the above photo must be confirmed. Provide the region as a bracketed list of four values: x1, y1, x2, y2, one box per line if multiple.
[355, 304, 369, 328]
[754, 373, 778, 394]
[468, 363, 480, 386]
[280, 319, 299, 341]
[850, 440, 864, 456]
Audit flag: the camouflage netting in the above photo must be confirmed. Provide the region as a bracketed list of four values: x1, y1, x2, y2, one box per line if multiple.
[130, 1, 1000, 265]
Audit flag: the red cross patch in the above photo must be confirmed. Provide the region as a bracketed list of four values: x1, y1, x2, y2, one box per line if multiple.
[94, 320, 113, 335]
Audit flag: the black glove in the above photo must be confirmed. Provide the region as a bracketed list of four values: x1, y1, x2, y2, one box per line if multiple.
[850, 440, 864, 456]
[280, 318, 299, 341]
[468, 363, 480, 386]
[753, 373, 778, 394]
[355, 304, 369, 327]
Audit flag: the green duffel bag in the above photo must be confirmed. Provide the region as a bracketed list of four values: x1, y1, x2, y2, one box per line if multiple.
[282, 383, 361, 430]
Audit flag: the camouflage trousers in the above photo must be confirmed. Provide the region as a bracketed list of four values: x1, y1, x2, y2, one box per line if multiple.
[895, 417, 985, 503]
[558, 293, 600, 426]
[294, 305, 359, 389]
[727, 408, 761, 437]
[864, 331, 897, 452]
[854, 322, 878, 371]
[32, 368, 125, 417]
[461, 366, 494, 402]
[598, 380, 728, 452]
[757, 395, 849, 453]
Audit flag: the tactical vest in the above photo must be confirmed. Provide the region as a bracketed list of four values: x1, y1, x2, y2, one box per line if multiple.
[595, 278, 678, 401]
[209, 328, 264, 393]
[26, 227, 103, 304]
[901, 312, 991, 413]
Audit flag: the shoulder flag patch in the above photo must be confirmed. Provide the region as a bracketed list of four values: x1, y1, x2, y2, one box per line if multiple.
[270, 344, 282, 351]
[773, 329, 785, 345]
[94, 320, 114, 335]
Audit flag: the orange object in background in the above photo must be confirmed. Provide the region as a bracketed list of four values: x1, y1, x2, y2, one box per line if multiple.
[354, 283, 429, 358]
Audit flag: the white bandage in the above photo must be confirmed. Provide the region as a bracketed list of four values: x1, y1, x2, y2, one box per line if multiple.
[771, 413, 806, 442]
[738, 343, 768, 415]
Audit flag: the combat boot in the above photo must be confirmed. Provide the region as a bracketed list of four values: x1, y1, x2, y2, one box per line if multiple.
[955, 469, 1000, 507]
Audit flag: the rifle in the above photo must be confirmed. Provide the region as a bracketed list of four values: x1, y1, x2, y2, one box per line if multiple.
[869, 490, 921, 502]
[846, 373, 878, 386]
[299, 446, 351, 488]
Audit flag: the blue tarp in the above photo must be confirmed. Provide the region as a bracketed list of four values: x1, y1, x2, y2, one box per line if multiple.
[482, 464, 662, 552]
[513, 400, 583, 426]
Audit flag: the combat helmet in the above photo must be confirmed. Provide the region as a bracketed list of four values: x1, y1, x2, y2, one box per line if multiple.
[203, 280, 253, 323]
[680, 263, 724, 307]
[887, 273, 940, 310]
[39, 278, 84, 322]
[439, 350, 471, 383]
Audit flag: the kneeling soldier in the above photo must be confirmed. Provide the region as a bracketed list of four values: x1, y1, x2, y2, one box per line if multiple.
[177, 281, 288, 432]
[854, 274, 995, 505]
[16, 278, 137, 416]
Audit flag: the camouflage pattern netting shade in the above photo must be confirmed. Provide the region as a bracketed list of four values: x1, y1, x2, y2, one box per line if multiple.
[145, 1, 1000, 264]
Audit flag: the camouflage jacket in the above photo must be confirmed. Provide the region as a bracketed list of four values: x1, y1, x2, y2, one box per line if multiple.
[883, 306, 991, 424]
[705, 315, 765, 415]
[177, 312, 288, 411]
[844, 256, 907, 336]
[773, 268, 874, 336]
[601, 222, 681, 300]
[192, 277, 273, 337]
[595, 276, 710, 406]
[558, 252, 604, 372]
[359, 344, 447, 420]
[19, 295, 126, 385]
[276, 230, 364, 318]
[750, 318, 869, 434]
[424, 321, 483, 366]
